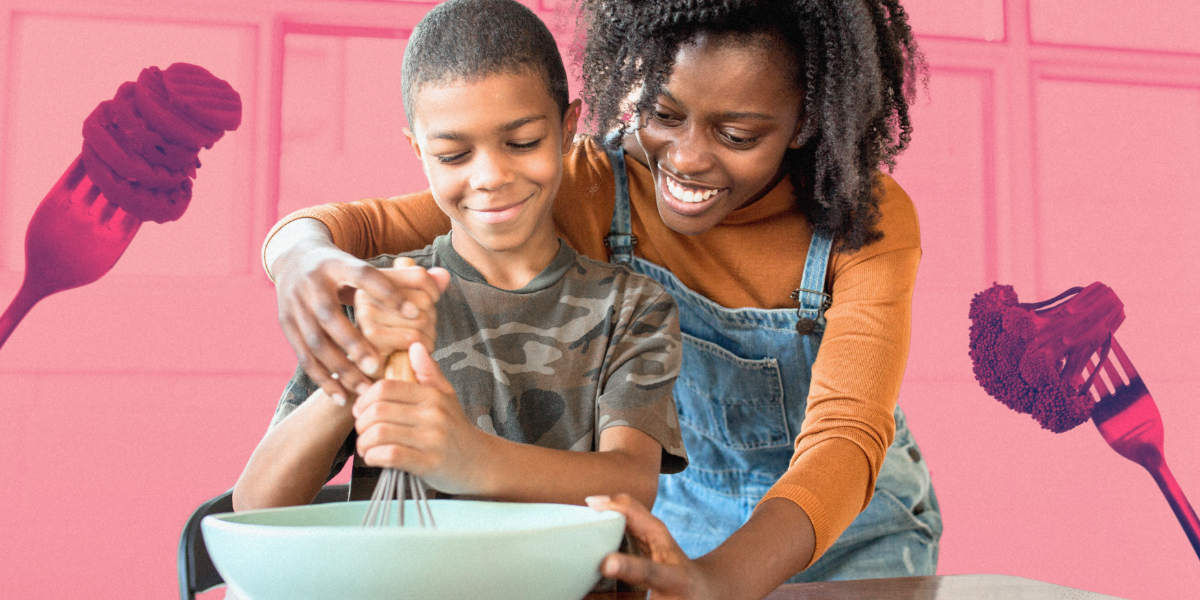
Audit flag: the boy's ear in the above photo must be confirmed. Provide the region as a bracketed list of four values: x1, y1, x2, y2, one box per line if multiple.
[561, 99, 582, 153]
[403, 126, 424, 160]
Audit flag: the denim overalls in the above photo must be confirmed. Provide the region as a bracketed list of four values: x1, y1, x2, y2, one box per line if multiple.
[605, 146, 942, 581]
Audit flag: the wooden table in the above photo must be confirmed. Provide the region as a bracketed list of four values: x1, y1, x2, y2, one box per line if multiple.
[586, 574, 1126, 599]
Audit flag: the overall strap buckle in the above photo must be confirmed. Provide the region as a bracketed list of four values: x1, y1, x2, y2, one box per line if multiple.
[791, 287, 831, 335]
[604, 233, 638, 261]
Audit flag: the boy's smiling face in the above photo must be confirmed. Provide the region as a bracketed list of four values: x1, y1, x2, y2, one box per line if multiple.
[405, 71, 579, 277]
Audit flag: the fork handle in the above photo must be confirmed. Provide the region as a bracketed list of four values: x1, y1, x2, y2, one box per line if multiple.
[0, 281, 45, 351]
[1147, 461, 1200, 561]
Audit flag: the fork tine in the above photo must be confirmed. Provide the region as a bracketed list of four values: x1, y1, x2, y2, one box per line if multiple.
[1109, 337, 1138, 379]
[78, 184, 102, 207]
[1100, 354, 1123, 390]
[1078, 335, 1113, 396]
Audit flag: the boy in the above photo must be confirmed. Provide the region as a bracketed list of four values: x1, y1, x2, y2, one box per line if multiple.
[234, 0, 685, 513]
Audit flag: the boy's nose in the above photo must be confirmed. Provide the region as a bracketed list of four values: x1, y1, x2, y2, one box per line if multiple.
[469, 149, 515, 191]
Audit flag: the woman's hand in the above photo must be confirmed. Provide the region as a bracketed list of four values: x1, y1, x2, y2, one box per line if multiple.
[351, 342, 488, 495]
[585, 494, 720, 600]
[270, 219, 447, 406]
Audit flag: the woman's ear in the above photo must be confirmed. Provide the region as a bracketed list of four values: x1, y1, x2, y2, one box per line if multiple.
[788, 118, 807, 150]
[561, 99, 583, 153]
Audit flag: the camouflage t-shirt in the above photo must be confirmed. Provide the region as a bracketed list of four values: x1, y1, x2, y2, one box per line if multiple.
[270, 234, 687, 480]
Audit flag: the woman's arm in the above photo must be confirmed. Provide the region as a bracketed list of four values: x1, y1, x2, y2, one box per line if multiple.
[232, 387, 355, 511]
[586, 494, 814, 600]
[587, 178, 921, 598]
[261, 141, 613, 406]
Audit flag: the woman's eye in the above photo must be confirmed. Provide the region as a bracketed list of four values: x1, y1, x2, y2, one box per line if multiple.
[652, 111, 680, 125]
[436, 152, 468, 164]
[722, 131, 759, 146]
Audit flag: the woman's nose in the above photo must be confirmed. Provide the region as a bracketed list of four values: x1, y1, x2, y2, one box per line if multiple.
[667, 125, 715, 175]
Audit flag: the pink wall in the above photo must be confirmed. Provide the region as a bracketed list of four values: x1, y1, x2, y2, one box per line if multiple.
[1, 1, 1197, 598]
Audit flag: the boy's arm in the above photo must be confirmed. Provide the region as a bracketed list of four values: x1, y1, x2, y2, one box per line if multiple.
[470, 425, 664, 508]
[354, 277, 683, 507]
[352, 344, 666, 508]
[232, 369, 357, 512]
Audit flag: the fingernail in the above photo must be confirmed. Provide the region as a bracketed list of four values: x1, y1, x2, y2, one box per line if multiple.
[356, 382, 371, 396]
[585, 495, 610, 507]
[401, 302, 419, 319]
[360, 356, 379, 375]
[331, 393, 347, 407]
[601, 557, 618, 577]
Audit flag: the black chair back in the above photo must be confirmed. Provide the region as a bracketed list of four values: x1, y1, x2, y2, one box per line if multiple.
[178, 484, 350, 599]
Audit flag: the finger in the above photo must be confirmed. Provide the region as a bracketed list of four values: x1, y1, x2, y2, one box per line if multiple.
[361, 442, 426, 471]
[285, 311, 355, 403]
[599, 553, 692, 595]
[365, 263, 445, 310]
[295, 349, 350, 406]
[587, 494, 679, 552]
[355, 293, 438, 349]
[356, 328, 436, 363]
[296, 307, 377, 395]
[353, 397, 426, 431]
[352, 379, 428, 419]
[356, 421, 422, 449]
[428, 266, 452, 293]
[359, 288, 440, 323]
[410, 342, 455, 395]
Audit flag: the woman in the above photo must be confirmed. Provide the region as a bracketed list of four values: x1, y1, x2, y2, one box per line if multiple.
[263, 1, 938, 598]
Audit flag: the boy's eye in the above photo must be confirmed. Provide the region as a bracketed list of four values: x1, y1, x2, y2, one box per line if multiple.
[509, 139, 542, 151]
[436, 151, 469, 164]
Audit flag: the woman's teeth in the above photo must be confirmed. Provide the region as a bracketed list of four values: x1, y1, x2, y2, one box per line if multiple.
[666, 177, 719, 203]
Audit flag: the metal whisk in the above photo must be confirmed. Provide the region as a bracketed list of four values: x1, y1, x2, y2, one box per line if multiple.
[360, 462, 436, 528]
[359, 308, 437, 527]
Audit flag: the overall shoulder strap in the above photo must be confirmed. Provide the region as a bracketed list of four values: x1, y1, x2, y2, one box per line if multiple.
[603, 134, 636, 264]
[794, 230, 834, 311]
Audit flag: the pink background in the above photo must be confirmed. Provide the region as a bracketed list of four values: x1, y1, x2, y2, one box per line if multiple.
[1, 0, 1198, 598]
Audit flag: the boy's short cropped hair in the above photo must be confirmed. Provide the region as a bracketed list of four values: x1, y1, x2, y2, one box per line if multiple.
[400, 0, 570, 124]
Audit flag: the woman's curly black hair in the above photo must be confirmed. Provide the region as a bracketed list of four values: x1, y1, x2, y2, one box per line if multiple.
[575, 0, 924, 251]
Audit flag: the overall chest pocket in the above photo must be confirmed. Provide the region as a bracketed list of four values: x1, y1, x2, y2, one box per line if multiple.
[677, 333, 791, 450]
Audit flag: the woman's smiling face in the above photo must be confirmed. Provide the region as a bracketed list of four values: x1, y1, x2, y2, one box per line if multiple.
[634, 33, 805, 235]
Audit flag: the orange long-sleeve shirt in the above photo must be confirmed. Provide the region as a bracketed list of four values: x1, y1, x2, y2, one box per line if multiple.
[264, 135, 921, 566]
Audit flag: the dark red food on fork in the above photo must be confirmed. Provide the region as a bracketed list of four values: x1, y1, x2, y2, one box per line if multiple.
[80, 63, 241, 224]
[0, 63, 241, 350]
[968, 282, 1125, 432]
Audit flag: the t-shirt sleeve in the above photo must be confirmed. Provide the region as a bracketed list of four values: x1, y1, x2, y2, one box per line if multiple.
[597, 271, 688, 474]
[270, 363, 358, 484]
[261, 191, 451, 278]
[757, 174, 921, 567]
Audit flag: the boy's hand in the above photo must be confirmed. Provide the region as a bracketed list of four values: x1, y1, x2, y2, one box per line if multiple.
[352, 342, 488, 495]
[354, 257, 451, 368]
